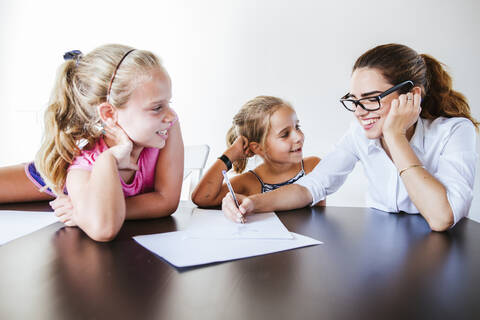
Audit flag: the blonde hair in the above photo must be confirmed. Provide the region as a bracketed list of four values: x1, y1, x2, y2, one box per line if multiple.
[35, 44, 162, 195]
[226, 96, 291, 173]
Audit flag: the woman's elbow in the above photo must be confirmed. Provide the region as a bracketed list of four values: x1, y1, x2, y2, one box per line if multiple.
[426, 210, 454, 232]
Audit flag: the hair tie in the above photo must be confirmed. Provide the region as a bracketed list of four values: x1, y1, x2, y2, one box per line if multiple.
[63, 50, 83, 66]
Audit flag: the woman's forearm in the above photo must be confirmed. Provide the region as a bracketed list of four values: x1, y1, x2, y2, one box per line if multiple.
[384, 133, 453, 231]
[250, 184, 313, 213]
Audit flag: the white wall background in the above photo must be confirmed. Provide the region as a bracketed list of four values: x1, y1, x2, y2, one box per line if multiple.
[1, 0, 479, 220]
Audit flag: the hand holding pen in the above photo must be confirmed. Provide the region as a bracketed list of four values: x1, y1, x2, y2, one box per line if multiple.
[221, 170, 246, 223]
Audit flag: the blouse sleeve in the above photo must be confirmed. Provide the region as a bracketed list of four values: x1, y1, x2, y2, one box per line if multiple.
[295, 124, 360, 205]
[432, 120, 478, 226]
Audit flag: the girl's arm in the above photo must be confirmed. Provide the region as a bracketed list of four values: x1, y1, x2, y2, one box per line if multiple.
[52, 122, 183, 236]
[124, 120, 184, 219]
[65, 150, 126, 242]
[191, 136, 251, 207]
[0, 164, 54, 203]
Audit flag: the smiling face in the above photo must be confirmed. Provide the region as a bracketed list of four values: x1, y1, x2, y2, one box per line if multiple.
[349, 68, 400, 139]
[263, 105, 304, 164]
[116, 67, 176, 149]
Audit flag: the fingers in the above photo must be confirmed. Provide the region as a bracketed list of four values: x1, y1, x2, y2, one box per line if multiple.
[49, 196, 77, 226]
[104, 124, 129, 143]
[235, 193, 250, 216]
[103, 120, 132, 145]
[402, 92, 421, 118]
[413, 92, 422, 115]
[49, 195, 71, 210]
[63, 220, 77, 227]
[222, 193, 246, 223]
[227, 135, 252, 161]
[390, 97, 400, 114]
[392, 93, 418, 115]
[54, 207, 73, 225]
[237, 136, 253, 158]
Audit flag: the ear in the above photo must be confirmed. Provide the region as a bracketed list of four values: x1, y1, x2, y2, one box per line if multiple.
[248, 142, 264, 156]
[97, 103, 118, 126]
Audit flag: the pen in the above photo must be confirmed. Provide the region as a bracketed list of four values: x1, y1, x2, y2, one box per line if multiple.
[222, 170, 245, 223]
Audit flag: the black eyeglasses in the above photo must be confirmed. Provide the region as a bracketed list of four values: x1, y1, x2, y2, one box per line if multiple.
[340, 80, 414, 112]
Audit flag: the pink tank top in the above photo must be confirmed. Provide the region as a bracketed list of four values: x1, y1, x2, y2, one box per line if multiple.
[68, 138, 160, 197]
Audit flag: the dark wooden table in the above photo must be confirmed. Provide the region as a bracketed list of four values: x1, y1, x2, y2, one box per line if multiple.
[1, 202, 479, 320]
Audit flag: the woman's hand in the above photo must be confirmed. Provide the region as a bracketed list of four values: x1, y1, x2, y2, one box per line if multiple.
[103, 120, 139, 171]
[50, 195, 77, 227]
[221, 193, 255, 223]
[224, 135, 251, 162]
[383, 92, 421, 137]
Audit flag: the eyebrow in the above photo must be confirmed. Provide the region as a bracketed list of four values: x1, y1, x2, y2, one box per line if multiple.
[276, 120, 299, 136]
[146, 99, 169, 108]
[344, 90, 383, 99]
[360, 90, 383, 97]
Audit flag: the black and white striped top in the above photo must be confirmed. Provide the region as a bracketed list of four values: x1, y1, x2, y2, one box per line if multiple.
[249, 160, 305, 193]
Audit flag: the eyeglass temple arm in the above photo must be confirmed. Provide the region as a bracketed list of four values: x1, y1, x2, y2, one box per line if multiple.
[379, 80, 414, 99]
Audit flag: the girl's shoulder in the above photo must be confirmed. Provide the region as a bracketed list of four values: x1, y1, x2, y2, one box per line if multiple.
[70, 138, 107, 170]
[230, 169, 263, 195]
[303, 156, 321, 173]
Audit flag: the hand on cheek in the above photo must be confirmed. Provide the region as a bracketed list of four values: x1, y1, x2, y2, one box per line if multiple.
[383, 92, 421, 137]
[104, 120, 138, 171]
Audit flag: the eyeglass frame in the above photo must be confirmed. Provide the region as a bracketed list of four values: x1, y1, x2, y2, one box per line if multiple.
[339, 80, 414, 112]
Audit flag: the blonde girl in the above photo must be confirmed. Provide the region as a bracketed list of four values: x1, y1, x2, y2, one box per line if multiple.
[192, 96, 324, 220]
[0, 44, 184, 241]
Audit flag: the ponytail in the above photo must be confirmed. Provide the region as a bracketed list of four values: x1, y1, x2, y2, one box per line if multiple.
[35, 60, 98, 195]
[421, 54, 479, 129]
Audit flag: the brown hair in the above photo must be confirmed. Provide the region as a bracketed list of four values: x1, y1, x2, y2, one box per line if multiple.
[226, 96, 291, 173]
[35, 44, 162, 195]
[353, 43, 478, 129]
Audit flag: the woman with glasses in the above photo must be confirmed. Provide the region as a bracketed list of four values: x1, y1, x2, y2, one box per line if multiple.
[222, 43, 478, 231]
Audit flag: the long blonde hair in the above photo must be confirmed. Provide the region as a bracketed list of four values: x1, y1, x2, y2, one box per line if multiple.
[35, 44, 162, 195]
[226, 96, 291, 173]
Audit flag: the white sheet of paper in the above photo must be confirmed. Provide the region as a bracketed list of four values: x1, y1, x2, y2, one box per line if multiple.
[0, 210, 59, 245]
[133, 231, 322, 268]
[185, 209, 293, 239]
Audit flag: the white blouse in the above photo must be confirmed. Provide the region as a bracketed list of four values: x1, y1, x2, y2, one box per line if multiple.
[296, 117, 478, 226]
